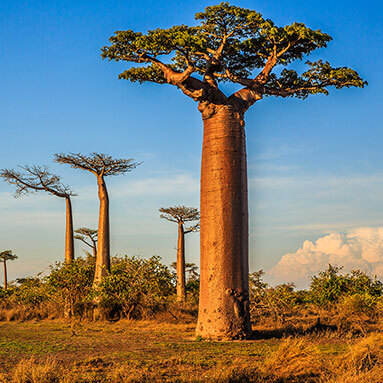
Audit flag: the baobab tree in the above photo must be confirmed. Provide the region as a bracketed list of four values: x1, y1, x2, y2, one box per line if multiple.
[171, 262, 199, 282]
[74, 227, 98, 258]
[102, 3, 366, 339]
[54, 153, 140, 285]
[0, 250, 17, 290]
[0, 166, 76, 263]
[160, 206, 199, 303]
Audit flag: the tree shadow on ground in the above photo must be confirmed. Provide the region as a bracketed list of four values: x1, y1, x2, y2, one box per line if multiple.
[251, 318, 338, 340]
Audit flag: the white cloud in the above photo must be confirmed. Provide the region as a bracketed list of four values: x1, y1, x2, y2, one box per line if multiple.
[267, 226, 383, 289]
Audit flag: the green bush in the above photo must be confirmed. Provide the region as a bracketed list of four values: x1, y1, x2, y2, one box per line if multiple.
[11, 277, 49, 306]
[97, 256, 175, 319]
[185, 279, 199, 306]
[249, 270, 307, 324]
[308, 265, 383, 306]
[46, 257, 95, 316]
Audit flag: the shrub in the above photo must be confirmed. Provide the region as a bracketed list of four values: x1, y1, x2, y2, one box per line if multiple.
[11, 277, 49, 306]
[185, 279, 199, 306]
[46, 257, 95, 317]
[97, 256, 175, 318]
[249, 270, 307, 324]
[308, 265, 383, 307]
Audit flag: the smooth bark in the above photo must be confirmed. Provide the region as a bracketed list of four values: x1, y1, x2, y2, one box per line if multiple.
[196, 103, 251, 340]
[176, 223, 186, 303]
[65, 197, 75, 263]
[93, 175, 110, 285]
[92, 242, 97, 258]
[3, 261, 7, 290]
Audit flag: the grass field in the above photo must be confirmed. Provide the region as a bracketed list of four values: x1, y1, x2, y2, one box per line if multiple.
[1, 319, 382, 382]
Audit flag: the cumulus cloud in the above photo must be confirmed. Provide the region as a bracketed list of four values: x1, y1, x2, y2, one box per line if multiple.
[267, 227, 383, 289]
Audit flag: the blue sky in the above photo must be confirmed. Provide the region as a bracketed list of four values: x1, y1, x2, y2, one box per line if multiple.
[0, 0, 382, 286]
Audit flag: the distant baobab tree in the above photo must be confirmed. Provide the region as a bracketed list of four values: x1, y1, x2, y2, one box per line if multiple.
[74, 227, 98, 258]
[54, 153, 140, 285]
[160, 206, 199, 303]
[0, 166, 76, 263]
[102, 3, 366, 339]
[171, 262, 199, 282]
[0, 250, 17, 290]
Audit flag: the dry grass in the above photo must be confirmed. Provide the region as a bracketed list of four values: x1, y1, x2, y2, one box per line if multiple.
[262, 337, 322, 379]
[0, 321, 383, 382]
[0, 303, 60, 322]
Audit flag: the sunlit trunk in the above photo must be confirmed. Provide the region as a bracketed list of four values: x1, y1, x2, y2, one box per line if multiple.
[92, 242, 97, 258]
[64, 198, 74, 318]
[196, 104, 251, 340]
[93, 175, 110, 285]
[176, 223, 186, 303]
[3, 261, 7, 290]
[65, 197, 75, 263]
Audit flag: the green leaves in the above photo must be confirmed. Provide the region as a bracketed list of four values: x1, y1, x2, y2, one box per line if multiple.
[97, 256, 174, 318]
[265, 60, 367, 98]
[102, 25, 204, 63]
[102, 2, 366, 103]
[309, 265, 383, 306]
[195, 2, 264, 39]
[119, 65, 167, 84]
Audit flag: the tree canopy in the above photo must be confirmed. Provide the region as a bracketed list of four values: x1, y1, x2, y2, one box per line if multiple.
[0, 250, 17, 263]
[54, 153, 141, 177]
[74, 227, 98, 250]
[0, 166, 74, 199]
[102, 2, 366, 110]
[159, 206, 200, 232]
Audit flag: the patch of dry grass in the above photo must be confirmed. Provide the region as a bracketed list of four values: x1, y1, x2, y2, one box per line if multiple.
[0, 321, 383, 382]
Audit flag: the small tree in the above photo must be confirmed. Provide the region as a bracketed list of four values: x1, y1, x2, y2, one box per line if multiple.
[0, 166, 76, 263]
[0, 250, 17, 290]
[54, 153, 140, 285]
[160, 206, 199, 302]
[102, 2, 366, 339]
[74, 227, 98, 258]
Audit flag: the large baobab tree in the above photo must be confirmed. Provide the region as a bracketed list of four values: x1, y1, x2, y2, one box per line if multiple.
[0, 166, 76, 263]
[74, 227, 98, 258]
[160, 206, 199, 303]
[0, 250, 17, 290]
[54, 153, 140, 285]
[102, 3, 366, 339]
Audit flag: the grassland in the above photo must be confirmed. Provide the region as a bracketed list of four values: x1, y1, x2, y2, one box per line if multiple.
[0, 319, 383, 382]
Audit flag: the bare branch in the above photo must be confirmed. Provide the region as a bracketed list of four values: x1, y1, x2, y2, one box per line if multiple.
[74, 227, 98, 250]
[54, 153, 141, 177]
[185, 223, 200, 234]
[0, 166, 75, 199]
[159, 206, 200, 224]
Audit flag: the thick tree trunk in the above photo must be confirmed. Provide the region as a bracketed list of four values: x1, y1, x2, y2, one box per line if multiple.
[3, 261, 7, 290]
[93, 175, 110, 285]
[64, 198, 74, 318]
[65, 197, 75, 263]
[176, 223, 186, 303]
[196, 104, 251, 340]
